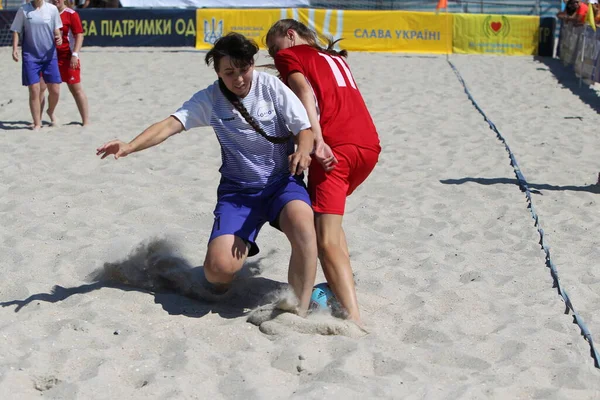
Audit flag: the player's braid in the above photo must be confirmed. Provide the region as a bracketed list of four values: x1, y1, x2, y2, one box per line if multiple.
[218, 79, 291, 145]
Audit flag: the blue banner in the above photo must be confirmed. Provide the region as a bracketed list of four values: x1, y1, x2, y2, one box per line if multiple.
[1, 11, 17, 46]
[76, 9, 197, 47]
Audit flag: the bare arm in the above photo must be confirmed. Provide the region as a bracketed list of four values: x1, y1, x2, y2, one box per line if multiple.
[286, 72, 338, 171]
[71, 33, 84, 68]
[287, 72, 324, 143]
[12, 31, 18, 51]
[296, 128, 313, 155]
[96, 116, 184, 159]
[128, 116, 184, 152]
[54, 29, 62, 46]
[288, 128, 314, 176]
[73, 33, 84, 54]
[12, 32, 19, 62]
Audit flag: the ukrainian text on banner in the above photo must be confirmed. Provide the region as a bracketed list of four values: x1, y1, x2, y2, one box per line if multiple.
[196, 9, 452, 53]
[122, 0, 308, 7]
[196, 9, 282, 49]
[293, 9, 452, 53]
[453, 14, 539, 56]
[78, 9, 196, 47]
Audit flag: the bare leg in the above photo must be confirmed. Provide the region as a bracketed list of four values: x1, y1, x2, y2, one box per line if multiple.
[46, 83, 60, 126]
[278, 200, 318, 316]
[39, 78, 47, 123]
[340, 227, 350, 260]
[315, 213, 361, 324]
[68, 82, 90, 126]
[203, 234, 248, 289]
[28, 83, 42, 130]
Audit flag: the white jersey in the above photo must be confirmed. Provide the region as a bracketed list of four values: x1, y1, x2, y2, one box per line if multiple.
[10, 2, 62, 62]
[172, 71, 311, 192]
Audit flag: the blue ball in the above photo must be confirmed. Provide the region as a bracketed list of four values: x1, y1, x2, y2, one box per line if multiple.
[309, 283, 338, 312]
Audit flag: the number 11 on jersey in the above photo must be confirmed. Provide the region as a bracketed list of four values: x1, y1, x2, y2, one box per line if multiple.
[318, 53, 357, 89]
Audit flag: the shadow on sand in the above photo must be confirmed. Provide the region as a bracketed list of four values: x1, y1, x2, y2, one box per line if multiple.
[440, 176, 600, 194]
[0, 238, 287, 320]
[534, 56, 600, 114]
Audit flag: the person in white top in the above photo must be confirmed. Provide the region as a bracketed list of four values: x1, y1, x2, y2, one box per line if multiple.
[96, 33, 319, 316]
[11, 0, 63, 130]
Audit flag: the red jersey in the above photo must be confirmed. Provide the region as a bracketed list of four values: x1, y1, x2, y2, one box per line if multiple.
[575, 3, 589, 23]
[275, 45, 380, 151]
[57, 8, 83, 55]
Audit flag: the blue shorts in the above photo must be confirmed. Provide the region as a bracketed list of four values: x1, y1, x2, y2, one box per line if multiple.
[22, 58, 61, 86]
[209, 175, 311, 257]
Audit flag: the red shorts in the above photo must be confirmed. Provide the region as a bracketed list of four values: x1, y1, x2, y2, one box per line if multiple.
[308, 144, 380, 215]
[58, 56, 81, 85]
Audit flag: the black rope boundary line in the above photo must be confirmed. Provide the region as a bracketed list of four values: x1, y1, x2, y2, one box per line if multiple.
[447, 58, 599, 369]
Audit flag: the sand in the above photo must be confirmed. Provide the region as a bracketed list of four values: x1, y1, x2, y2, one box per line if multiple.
[1, 47, 600, 399]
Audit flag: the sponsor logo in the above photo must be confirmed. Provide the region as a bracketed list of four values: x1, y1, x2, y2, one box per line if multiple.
[255, 100, 276, 122]
[483, 16, 510, 38]
[204, 18, 223, 44]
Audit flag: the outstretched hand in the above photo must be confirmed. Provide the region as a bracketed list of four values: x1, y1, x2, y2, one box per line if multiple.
[314, 140, 338, 172]
[96, 140, 132, 160]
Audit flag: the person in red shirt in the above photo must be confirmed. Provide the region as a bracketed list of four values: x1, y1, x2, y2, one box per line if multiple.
[41, 0, 89, 126]
[267, 19, 381, 326]
[557, 0, 589, 24]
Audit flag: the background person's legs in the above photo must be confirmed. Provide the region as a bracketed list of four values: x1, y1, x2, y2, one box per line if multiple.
[46, 83, 60, 126]
[68, 83, 90, 126]
[39, 78, 47, 123]
[27, 83, 42, 130]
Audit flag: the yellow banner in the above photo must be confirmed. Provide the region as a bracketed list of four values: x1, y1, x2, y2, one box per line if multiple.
[196, 9, 453, 54]
[196, 9, 541, 56]
[298, 9, 453, 54]
[196, 9, 282, 50]
[453, 14, 539, 55]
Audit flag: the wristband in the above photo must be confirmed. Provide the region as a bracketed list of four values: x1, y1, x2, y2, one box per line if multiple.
[72, 52, 79, 58]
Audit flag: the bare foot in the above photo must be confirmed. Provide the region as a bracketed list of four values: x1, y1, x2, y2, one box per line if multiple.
[46, 110, 59, 127]
[29, 124, 41, 131]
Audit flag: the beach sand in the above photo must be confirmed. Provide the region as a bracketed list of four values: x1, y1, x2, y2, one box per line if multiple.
[1, 47, 600, 399]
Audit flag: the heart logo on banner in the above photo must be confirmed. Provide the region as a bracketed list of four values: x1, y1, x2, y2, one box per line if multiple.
[483, 16, 511, 37]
